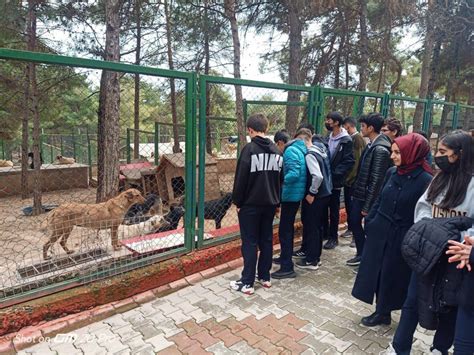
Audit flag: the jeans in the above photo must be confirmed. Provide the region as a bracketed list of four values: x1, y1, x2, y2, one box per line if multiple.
[328, 189, 342, 242]
[304, 196, 331, 263]
[454, 306, 474, 355]
[278, 201, 301, 272]
[238, 205, 277, 285]
[393, 274, 456, 355]
[349, 198, 365, 256]
[343, 185, 354, 231]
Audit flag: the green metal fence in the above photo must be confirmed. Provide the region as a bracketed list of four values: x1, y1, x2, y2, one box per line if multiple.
[0, 47, 473, 307]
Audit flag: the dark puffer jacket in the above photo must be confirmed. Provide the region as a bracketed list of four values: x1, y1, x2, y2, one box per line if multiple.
[352, 134, 391, 214]
[329, 135, 355, 189]
[401, 216, 474, 330]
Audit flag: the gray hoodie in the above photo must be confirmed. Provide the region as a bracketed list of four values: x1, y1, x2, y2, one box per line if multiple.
[305, 145, 324, 195]
[415, 176, 474, 230]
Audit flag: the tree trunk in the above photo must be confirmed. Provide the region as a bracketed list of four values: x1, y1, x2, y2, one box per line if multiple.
[284, 0, 303, 136]
[426, 32, 443, 135]
[400, 99, 405, 129]
[164, 0, 181, 153]
[21, 64, 29, 199]
[413, 0, 435, 130]
[357, 0, 369, 91]
[389, 57, 402, 116]
[204, 0, 213, 154]
[97, 0, 121, 202]
[26, 0, 42, 214]
[133, 0, 141, 160]
[224, 0, 246, 151]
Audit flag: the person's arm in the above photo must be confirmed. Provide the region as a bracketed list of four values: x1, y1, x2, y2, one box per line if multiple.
[283, 147, 302, 184]
[414, 188, 433, 223]
[362, 146, 391, 214]
[332, 140, 355, 182]
[305, 153, 323, 196]
[232, 147, 251, 208]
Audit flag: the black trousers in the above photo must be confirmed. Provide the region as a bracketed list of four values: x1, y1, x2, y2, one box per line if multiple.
[278, 201, 301, 272]
[349, 198, 366, 256]
[328, 188, 342, 242]
[343, 185, 354, 231]
[303, 196, 331, 263]
[238, 205, 277, 285]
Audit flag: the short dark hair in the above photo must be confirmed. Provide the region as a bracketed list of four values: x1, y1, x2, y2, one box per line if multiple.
[326, 112, 344, 126]
[343, 116, 357, 127]
[274, 129, 290, 144]
[246, 113, 268, 133]
[295, 128, 313, 141]
[384, 117, 403, 137]
[359, 112, 385, 133]
[297, 122, 315, 135]
[414, 130, 428, 140]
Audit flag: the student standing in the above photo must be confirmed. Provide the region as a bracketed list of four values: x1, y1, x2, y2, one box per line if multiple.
[271, 129, 309, 279]
[348, 113, 392, 268]
[295, 134, 333, 270]
[381, 117, 403, 142]
[230, 113, 283, 294]
[342, 117, 367, 245]
[323, 112, 355, 250]
[384, 130, 474, 355]
[352, 133, 432, 327]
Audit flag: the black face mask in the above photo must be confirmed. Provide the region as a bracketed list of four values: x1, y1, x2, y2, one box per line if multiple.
[325, 123, 333, 131]
[434, 155, 456, 173]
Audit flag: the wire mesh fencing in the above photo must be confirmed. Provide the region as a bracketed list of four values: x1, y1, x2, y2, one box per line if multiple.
[196, 75, 313, 247]
[0, 51, 195, 307]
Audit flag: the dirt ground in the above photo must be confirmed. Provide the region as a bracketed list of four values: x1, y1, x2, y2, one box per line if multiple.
[0, 172, 238, 293]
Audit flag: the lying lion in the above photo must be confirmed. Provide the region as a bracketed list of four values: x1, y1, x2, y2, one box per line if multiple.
[42, 188, 145, 260]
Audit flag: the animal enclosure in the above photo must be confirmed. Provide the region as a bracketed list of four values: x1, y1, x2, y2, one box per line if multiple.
[0, 48, 472, 307]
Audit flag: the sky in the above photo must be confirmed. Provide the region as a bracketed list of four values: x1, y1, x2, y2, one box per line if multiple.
[38, 14, 423, 87]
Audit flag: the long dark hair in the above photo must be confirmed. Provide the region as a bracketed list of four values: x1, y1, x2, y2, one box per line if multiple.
[427, 130, 474, 209]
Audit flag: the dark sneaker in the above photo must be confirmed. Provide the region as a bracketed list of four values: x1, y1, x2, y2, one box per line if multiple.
[229, 280, 254, 295]
[295, 260, 319, 270]
[272, 256, 281, 265]
[350, 238, 356, 248]
[341, 230, 352, 238]
[292, 249, 306, 260]
[346, 255, 362, 266]
[271, 269, 297, 279]
[361, 312, 391, 327]
[257, 279, 272, 288]
[323, 239, 338, 250]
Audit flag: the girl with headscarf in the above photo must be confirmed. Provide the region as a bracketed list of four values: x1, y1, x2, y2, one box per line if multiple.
[351, 133, 433, 327]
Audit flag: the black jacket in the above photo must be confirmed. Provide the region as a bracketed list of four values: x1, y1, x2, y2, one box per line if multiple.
[458, 249, 474, 309]
[401, 216, 473, 329]
[232, 136, 282, 208]
[329, 135, 355, 189]
[352, 134, 391, 214]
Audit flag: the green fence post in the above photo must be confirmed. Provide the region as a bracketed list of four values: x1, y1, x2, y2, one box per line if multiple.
[422, 99, 432, 133]
[184, 72, 197, 252]
[86, 128, 92, 181]
[60, 136, 64, 156]
[72, 130, 77, 160]
[197, 75, 207, 249]
[154, 122, 159, 166]
[452, 103, 460, 130]
[381, 93, 390, 118]
[314, 86, 325, 134]
[126, 128, 131, 163]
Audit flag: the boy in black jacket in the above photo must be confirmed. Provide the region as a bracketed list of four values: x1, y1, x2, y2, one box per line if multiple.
[230, 113, 282, 295]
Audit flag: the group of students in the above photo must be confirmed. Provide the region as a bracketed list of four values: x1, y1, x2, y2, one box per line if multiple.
[230, 111, 474, 354]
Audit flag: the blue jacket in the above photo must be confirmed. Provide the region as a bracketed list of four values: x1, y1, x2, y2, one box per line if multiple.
[282, 139, 307, 202]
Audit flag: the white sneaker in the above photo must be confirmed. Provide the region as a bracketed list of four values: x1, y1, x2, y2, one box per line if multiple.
[431, 350, 443, 355]
[379, 343, 397, 355]
[257, 279, 272, 288]
[229, 280, 255, 295]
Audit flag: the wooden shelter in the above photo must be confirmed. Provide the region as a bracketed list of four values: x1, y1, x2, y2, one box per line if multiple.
[155, 153, 220, 204]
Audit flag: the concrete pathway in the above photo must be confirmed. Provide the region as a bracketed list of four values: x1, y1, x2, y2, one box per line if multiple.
[18, 237, 435, 354]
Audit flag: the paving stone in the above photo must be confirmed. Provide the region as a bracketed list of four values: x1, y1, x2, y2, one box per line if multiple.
[167, 309, 192, 324]
[226, 307, 252, 321]
[206, 341, 237, 355]
[189, 308, 212, 323]
[135, 323, 163, 340]
[320, 321, 350, 338]
[75, 341, 108, 354]
[144, 334, 174, 352]
[300, 335, 337, 354]
[228, 340, 261, 355]
[111, 325, 142, 342]
[364, 341, 385, 354]
[101, 338, 129, 353]
[319, 332, 352, 352]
